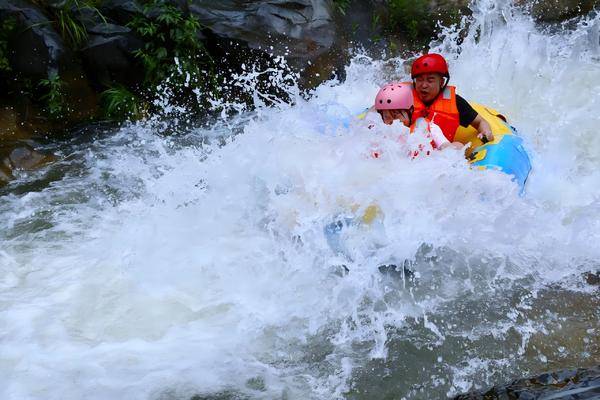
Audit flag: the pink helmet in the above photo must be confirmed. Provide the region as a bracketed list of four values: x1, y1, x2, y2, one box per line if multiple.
[374, 82, 414, 111]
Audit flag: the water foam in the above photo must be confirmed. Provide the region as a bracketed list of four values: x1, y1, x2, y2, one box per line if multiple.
[1, 1, 599, 399]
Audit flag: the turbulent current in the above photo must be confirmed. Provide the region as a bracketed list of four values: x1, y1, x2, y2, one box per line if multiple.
[1, 1, 599, 399]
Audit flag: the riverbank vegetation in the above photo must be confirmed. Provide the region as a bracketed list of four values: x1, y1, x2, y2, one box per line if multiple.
[0, 0, 471, 133]
[0, 0, 222, 128]
[0, 0, 594, 149]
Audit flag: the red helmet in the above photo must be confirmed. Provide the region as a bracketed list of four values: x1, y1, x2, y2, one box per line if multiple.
[411, 53, 449, 79]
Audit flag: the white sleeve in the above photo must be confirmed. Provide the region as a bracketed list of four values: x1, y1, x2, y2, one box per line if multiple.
[429, 122, 450, 147]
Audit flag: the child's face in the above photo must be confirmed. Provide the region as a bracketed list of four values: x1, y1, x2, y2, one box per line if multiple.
[378, 109, 411, 127]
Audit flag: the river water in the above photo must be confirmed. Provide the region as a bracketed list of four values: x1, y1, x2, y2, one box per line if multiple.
[1, 1, 599, 399]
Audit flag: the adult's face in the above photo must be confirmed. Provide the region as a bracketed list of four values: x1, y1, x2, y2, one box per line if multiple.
[414, 73, 444, 104]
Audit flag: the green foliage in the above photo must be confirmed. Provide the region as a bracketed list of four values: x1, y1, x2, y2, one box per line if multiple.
[333, 0, 352, 15]
[387, 0, 434, 42]
[0, 17, 17, 73]
[39, 71, 66, 119]
[60, 0, 106, 47]
[32, 0, 106, 48]
[128, 1, 215, 90]
[124, 0, 218, 117]
[55, 7, 88, 47]
[101, 85, 144, 120]
[370, 13, 382, 42]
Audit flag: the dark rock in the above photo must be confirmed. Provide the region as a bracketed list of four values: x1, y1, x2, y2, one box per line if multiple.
[87, 23, 131, 36]
[81, 23, 144, 87]
[0, 1, 101, 125]
[331, 0, 387, 48]
[0, 0, 68, 78]
[99, 0, 142, 26]
[454, 365, 600, 399]
[189, 0, 336, 65]
[429, 0, 471, 26]
[6, 144, 55, 171]
[585, 271, 600, 286]
[60, 69, 100, 122]
[0, 107, 31, 141]
[74, 4, 108, 31]
[517, 0, 596, 22]
[330, 0, 471, 62]
[45, 0, 69, 8]
[0, 141, 55, 185]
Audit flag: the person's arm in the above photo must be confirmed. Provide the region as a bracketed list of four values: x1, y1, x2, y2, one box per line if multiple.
[421, 119, 462, 150]
[430, 123, 463, 150]
[471, 114, 494, 142]
[456, 95, 494, 142]
[429, 123, 450, 148]
[443, 141, 466, 150]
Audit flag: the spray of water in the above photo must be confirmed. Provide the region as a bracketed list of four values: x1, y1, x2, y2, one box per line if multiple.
[1, 1, 599, 399]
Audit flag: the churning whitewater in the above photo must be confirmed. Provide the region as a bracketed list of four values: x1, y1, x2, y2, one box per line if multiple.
[1, 1, 599, 399]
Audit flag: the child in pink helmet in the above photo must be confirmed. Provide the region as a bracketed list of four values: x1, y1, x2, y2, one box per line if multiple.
[374, 82, 414, 127]
[374, 82, 458, 150]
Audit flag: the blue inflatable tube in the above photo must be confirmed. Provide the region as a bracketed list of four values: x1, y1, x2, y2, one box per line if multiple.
[471, 130, 532, 193]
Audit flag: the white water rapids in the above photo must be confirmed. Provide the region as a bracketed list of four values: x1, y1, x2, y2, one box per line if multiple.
[1, 1, 599, 399]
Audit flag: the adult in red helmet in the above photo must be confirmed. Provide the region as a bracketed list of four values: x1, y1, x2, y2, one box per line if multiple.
[410, 53, 493, 143]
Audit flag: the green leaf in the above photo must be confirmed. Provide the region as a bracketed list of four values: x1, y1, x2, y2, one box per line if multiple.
[101, 85, 143, 120]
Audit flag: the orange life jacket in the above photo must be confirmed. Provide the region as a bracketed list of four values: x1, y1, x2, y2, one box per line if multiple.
[411, 85, 460, 142]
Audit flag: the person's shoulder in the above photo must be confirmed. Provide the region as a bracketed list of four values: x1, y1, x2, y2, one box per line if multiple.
[455, 94, 475, 110]
[455, 94, 469, 104]
[454, 94, 478, 127]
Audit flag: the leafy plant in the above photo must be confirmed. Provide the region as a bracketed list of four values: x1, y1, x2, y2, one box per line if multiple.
[31, 0, 106, 48]
[127, 0, 217, 113]
[55, 7, 88, 47]
[333, 0, 352, 15]
[101, 85, 144, 120]
[0, 16, 17, 73]
[387, 0, 434, 42]
[60, 0, 106, 47]
[39, 71, 66, 118]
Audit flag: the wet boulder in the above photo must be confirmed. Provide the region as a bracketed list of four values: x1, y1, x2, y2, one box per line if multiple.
[81, 23, 144, 87]
[1, 142, 55, 171]
[0, 0, 68, 78]
[189, 0, 336, 66]
[99, 0, 143, 26]
[454, 365, 600, 399]
[0, 141, 55, 185]
[0, 1, 99, 124]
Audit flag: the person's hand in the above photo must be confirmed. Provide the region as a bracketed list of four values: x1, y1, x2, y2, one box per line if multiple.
[478, 130, 494, 143]
[439, 142, 464, 150]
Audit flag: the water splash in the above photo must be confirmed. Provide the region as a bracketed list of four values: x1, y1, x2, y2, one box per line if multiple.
[1, 2, 599, 400]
